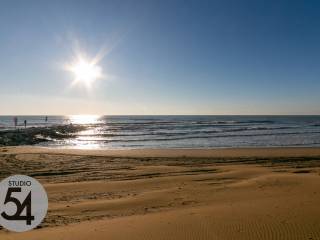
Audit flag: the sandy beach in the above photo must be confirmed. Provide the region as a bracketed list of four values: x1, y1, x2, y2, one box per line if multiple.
[0, 146, 320, 239]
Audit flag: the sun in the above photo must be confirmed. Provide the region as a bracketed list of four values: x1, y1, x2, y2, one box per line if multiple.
[66, 55, 103, 87]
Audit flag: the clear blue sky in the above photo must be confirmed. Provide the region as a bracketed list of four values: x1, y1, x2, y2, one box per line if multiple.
[0, 0, 319, 115]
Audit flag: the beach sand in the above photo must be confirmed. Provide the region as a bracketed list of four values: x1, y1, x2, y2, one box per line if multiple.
[0, 147, 320, 239]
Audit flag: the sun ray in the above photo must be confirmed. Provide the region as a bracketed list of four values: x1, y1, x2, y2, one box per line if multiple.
[65, 53, 104, 88]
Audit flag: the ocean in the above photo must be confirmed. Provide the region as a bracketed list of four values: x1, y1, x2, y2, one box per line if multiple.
[1, 115, 320, 149]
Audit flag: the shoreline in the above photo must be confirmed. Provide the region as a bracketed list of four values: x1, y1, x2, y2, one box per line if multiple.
[2, 146, 320, 158]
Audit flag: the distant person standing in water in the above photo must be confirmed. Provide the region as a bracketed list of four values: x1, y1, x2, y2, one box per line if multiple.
[24, 120, 27, 128]
[13, 117, 18, 129]
[45, 116, 48, 123]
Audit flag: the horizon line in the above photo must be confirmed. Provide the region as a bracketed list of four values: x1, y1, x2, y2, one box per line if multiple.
[1, 114, 320, 117]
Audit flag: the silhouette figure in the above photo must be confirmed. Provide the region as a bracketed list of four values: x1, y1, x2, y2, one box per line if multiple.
[13, 117, 18, 129]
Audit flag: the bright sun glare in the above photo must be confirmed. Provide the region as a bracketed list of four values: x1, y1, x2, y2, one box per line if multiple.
[70, 115, 100, 124]
[66, 55, 103, 87]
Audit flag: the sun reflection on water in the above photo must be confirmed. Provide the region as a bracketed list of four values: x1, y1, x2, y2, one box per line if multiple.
[69, 115, 100, 125]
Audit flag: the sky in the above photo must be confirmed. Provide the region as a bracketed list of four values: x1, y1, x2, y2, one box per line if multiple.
[0, 0, 320, 115]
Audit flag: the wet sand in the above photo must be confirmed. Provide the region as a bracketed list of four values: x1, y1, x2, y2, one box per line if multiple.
[0, 147, 320, 239]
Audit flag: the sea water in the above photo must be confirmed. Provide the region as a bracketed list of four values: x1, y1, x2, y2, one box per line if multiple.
[1, 115, 320, 149]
